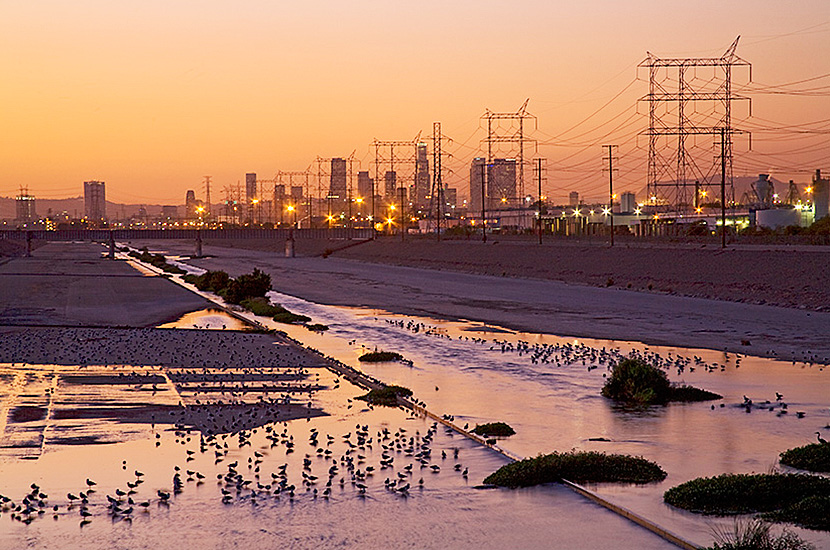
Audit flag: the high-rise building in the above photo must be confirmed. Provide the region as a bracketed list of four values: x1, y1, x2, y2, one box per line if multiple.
[84, 181, 106, 223]
[290, 186, 303, 201]
[185, 189, 204, 219]
[488, 158, 517, 209]
[569, 191, 580, 208]
[444, 186, 457, 210]
[357, 171, 373, 201]
[469, 158, 486, 214]
[384, 171, 397, 199]
[273, 185, 286, 224]
[245, 173, 257, 204]
[15, 188, 36, 223]
[414, 143, 430, 210]
[329, 158, 347, 200]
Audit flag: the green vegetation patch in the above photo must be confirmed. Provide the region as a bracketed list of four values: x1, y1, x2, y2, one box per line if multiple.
[223, 268, 271, 304]
[472, 422, 516, 437]
[779, 443, 830, 473]
[484, 451, 667, 488]
[762, 495, 830, 532]
[355, 385, 413, 407]
[272, 310, 311, 325]
[602, 358, 721, 406]
[664, 473, 830, 520]
[358, 351, 404, 363]
[306, 324, 329, 332]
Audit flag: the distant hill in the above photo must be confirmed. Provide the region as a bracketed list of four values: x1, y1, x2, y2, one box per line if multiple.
[0, 197, 181, 221]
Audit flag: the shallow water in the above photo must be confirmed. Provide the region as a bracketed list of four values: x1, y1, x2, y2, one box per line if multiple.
[254, 289, 830, 549]
[0, 366, 673, 549]
[157, 309, 249, 331]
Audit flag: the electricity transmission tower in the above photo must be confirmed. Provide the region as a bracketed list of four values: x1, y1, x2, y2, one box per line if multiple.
[640, 37, 751, 214]
[481, 99, 538, 217]
[372, 134, 421, 237]
[427, 122, 453, 238]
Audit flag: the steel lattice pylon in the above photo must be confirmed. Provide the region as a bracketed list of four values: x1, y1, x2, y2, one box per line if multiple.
[640, 37, 751, 213]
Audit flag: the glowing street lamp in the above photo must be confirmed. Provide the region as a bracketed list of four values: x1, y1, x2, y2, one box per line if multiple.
[286, 204, 296, 227]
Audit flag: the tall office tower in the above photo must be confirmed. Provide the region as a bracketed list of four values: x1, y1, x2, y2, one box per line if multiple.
[487, 158, 517, 209]
[357, 171, 374, 201]
[84, 181, 106, 223]
[15, 188, 36, 222]
[469, 158, 486, 214]
[290, 186, 303, 201]
[245, 173, 257, 204]
[569, 191, 580, 208]
[384, 171, 397, 199]
[444, 186, 457, 210]
[414, 143, 430, 210]
[329, 158, 347, 201]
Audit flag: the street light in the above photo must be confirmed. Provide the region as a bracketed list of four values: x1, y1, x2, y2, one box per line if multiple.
[286, 204, 296, 228]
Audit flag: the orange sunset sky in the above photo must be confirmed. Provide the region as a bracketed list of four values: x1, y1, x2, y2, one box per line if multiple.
[1, 1, 828, 205]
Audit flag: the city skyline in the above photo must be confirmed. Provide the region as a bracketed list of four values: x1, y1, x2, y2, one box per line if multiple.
[0, 1, 828, 204]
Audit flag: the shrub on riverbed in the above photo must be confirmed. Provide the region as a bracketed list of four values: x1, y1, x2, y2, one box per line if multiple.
[355, 385, 413, 407]
[358, 351, 404, 362]
[187, 270, 230, 292]
[779, 443, 830, 473]
[306, 324, 329, 332]
[601, 358, 721, 406]
[664, 473, 830, 531]
[472, 422, 516, 437]
[484, 451, 666, 488]
[223, 268, 271, 304]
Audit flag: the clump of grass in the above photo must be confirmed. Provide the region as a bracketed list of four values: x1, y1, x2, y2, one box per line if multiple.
[472, 422, 516, 438]
[484, 451, 666, 488]
[664, 473, 830, 530]
[358, 351, 404, 363]
[355, 385, 413, 407]
[779, 443, 830, 473]
[240, 297, 282, 317]
[305, 324, 329, 332]
[706, 518, 816, 550]
[601, 358, 721, 406]
[128, 248, 186, 274]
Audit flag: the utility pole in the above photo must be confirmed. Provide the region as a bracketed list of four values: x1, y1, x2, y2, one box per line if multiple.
[534, 158, 545, 244]
[432, 121, 443, 240]
[721, 127, 727, 249]
[603, 145, 618, 247]
[481, 163, 487, 243]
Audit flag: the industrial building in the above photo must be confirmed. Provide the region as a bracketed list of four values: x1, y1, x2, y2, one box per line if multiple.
[469, 158, 486, 214]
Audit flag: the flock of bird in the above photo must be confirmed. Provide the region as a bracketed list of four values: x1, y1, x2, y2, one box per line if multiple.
[0, 415, 474, 527]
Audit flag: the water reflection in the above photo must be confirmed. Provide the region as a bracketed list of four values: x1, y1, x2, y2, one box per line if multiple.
[157, 308, 250, 331]
[257, 289, 830, 549]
